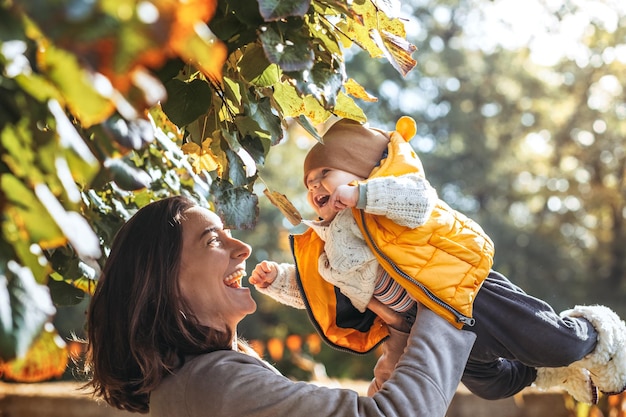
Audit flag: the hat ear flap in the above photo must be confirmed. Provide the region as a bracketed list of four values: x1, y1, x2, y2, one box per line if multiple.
[395, 116, 417, 142]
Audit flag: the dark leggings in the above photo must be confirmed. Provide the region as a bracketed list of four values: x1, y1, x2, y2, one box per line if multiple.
[461, 270, 598, 400]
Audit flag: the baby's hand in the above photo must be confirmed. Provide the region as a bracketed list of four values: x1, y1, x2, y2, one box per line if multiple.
[329, 184, 359, 211]
[250, 261, 278, 289]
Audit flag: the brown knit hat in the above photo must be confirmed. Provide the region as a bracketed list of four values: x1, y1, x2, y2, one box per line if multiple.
[303, 119, 390, 185]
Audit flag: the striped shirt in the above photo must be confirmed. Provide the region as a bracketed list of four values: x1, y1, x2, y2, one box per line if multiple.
[373, 271, 415, 313]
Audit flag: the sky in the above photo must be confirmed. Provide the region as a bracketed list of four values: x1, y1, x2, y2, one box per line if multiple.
[404, 0, 626, 67]
[470, 0, 625, 66]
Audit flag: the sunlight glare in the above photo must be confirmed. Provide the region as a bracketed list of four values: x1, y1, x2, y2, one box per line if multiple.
[461, 0, 626, 66]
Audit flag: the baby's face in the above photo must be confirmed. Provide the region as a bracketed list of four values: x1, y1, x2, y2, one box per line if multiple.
[305, 167, 362, 220]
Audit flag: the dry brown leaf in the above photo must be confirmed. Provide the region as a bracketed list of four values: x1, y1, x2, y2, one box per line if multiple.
[264, 189, 302, 226]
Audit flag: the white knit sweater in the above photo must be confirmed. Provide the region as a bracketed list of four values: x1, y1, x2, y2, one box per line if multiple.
[257, 173, 438, 312]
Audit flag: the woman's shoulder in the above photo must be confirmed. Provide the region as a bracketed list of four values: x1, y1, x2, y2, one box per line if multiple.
[150, 350, 281, 417]
[179, 349, 280, 384]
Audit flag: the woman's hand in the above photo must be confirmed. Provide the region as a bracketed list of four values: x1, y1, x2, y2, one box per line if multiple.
[366, 298, 412, 396]
[366, 298, 412, 333]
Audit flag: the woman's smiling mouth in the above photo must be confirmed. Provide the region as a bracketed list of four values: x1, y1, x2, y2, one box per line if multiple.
[224, 270, 246, 288]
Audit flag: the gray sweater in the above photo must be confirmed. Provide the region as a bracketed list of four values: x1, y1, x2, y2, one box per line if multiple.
[149, 306, 475, 417]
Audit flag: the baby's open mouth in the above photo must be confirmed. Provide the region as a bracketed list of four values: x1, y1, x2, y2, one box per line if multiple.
[224, 270, 246, 288]
[315, 195, 329, 208]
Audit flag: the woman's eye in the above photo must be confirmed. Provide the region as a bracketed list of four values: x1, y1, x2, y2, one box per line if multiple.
[206, 236, 221, 247]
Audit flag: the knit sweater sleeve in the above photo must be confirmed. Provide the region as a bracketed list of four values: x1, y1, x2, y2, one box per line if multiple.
[254, 262, 306, 309]
[362, 173, 438, 229]
[149, 304, 477, 417]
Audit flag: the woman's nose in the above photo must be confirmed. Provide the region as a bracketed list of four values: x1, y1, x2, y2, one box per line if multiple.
[232, 238, 251, 260]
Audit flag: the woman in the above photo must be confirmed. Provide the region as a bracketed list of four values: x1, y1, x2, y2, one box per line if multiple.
[84, 195, 476, 416]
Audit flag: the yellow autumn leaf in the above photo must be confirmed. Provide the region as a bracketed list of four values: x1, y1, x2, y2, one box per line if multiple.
[181, 141, 221, 174]
[332, 93, 367, 123]
[344, 78, 378, 102]
[337, 1, 416, 76]
[0, 324, 68, 383]
[273, 82, 306, 118]
[303, 96, 332, 125]
[69, 276, 97, 296]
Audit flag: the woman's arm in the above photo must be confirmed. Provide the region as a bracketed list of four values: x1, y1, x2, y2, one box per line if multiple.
[157, 304, 475, 417]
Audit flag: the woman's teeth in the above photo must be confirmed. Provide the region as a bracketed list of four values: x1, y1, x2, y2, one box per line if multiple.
[224, 270, 246, 288]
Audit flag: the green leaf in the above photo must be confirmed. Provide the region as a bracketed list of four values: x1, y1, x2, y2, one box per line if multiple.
[1, 174, 63, 246]
[306, 13, 342, 56]
[272, 82, 305, 118]
[225, 148, 248, 188]
[47, 279, 85, 306]
[0, 85, 21, 129]
[222, 77, 244, 114]
[210, 179, 259, 230]
[162, 79, 213, 127]
[296, 115, 322, 141]
[258, 0, 311, 21]
[225, 0, 265, 26]
[0, 261, 56, 361]
[100, 114, 155, 151]
[104, 158, 152, 191]
[39, 44, 113, 127]
[1, 119, 39, 181]
[233, 115, 268, 142]
[14, 73, 63, 105]
[259, 23, 314, 72]
[0, 6, 26, 42]
[238, 44, 281, 87]
[153, 58, 185, 84]
[241, 95, 284, 145]
[210, 6, 258, 52]
[46, 247, 84, 281]
[285, 61, 344, 108]
[240, 134, 269, 166]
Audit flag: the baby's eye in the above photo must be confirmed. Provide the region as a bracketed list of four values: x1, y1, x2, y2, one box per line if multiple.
[321, 169, 331, 177]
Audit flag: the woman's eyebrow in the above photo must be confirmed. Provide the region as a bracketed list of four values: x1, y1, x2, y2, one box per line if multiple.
[199, 227, 219, 240]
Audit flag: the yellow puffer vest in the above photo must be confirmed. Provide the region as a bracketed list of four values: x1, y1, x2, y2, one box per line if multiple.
[291, 131, 495, 353]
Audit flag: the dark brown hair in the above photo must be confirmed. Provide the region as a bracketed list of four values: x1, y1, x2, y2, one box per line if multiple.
[84, 196, 233, 413]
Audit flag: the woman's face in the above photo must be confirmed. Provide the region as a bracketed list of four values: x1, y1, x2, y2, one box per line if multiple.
[178, 207, 256, 332]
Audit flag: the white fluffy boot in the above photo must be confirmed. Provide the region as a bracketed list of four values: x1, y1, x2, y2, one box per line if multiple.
[534, 366, 598, 404]
[561, 305, 626, 395]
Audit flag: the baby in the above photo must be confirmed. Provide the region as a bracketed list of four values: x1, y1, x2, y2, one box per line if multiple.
[251, 117, 626, 403]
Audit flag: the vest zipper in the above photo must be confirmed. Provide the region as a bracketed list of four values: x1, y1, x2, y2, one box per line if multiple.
[289, 235, 388, 354]
[358, 211, 475, 327]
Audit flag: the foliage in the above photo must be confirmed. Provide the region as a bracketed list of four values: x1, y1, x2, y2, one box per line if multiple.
[0, 0, 416, 380]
